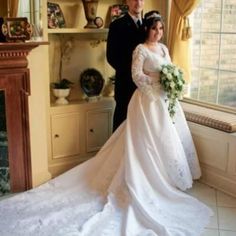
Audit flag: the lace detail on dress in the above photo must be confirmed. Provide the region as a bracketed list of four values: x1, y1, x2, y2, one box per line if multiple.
[174, 103, 202, 179]
[132, 44, 172, 102]
[166, 158, 193, 191]
[132, 44, 158, 101]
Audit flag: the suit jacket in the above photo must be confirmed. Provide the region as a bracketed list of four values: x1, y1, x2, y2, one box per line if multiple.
[106, 13, 145, 101]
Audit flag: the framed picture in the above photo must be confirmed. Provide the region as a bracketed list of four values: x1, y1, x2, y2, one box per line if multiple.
[47, 2, 66, 29]
[1, 17, 32, 42]
[110, 4, 129, 22]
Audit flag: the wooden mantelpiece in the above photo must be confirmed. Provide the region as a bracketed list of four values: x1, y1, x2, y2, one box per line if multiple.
[0, 42, 48, 69]
[0, 42, 46, 192]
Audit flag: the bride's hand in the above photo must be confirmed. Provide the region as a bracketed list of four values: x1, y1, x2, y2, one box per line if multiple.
[148, 72, 159, 78]
[143, 70, 159, 78]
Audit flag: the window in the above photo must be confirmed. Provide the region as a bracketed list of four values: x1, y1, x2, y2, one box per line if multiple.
[18, 0, 42, 39]
[189, 0, 236, 109]
[18, 0, 41, 26]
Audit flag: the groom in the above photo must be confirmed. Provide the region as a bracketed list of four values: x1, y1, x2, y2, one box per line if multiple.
[106, 0, 145, 132]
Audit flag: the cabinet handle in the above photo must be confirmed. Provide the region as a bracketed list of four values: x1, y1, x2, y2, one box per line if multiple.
[54, 134, 59, 138]
[89, 128, 94, 133]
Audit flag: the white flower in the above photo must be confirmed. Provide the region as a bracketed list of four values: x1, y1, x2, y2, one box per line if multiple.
[170, 81, 175, 88]
[174, 68, 179, 77]
[167, 73, 173, 80]
[162, 67, 168, 74]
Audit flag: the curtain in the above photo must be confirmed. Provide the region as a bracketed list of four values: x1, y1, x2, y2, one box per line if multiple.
[9, 0, 19, 17]
[167, 0, 200, 82]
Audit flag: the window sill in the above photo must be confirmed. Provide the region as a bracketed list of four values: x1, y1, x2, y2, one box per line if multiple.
[180, 99, 236, 133]
[182, 97, 236, 115]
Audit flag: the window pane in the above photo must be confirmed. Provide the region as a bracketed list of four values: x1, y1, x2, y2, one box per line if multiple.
[218, 71, 236, 108]
[189, 67, 200, 99]
[200, 33, 220, 68]
[222, 0, 236, 32]
[220, 34, 236, 71]
[191, 33, 201, 67]
[198, 69, 218, 103]
[189, 0, 236, 110]
[201, 0, 222, 32]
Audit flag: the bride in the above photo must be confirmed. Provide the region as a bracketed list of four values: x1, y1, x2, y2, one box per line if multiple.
[0, 11, 213, 236]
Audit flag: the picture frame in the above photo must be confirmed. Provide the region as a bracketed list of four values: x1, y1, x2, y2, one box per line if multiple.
[110, 4, 129, 22]
[47, 2, 66, 29]
[1, 17, 32, 42]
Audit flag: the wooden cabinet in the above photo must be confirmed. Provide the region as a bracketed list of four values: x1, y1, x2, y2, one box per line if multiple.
[49, 98, 115, 177]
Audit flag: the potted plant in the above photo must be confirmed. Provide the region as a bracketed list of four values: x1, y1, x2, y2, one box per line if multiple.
[51, 78, 73, 105]
[52, 37, 74, 105]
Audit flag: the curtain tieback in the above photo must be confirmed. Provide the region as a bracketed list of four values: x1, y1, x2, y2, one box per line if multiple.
[182, 16, 192, 41]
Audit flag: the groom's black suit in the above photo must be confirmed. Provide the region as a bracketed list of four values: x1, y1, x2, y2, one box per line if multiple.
[107, 13, 145, 131]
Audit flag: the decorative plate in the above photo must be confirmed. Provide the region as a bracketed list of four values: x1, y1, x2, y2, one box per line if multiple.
[110, 4, 129, 22]
[80, 68, 104, 97]
[47, 2, 66, 29]
[1, 17, 32, 42]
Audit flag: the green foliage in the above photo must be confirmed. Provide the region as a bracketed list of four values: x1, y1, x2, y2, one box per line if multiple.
[51, 78, 73, 89]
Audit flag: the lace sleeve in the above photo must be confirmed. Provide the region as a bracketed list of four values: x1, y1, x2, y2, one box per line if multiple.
[161, 43, 171, 63]
[132, 45, 158, 101]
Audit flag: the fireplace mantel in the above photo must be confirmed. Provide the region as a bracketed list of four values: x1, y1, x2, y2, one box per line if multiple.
[0, 42, 48, 69]
[0, 41, 48, 192]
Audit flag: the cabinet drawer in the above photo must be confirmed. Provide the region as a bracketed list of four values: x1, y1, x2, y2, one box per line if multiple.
[86, 109, 112, 152]
[51, 113, 80, 159]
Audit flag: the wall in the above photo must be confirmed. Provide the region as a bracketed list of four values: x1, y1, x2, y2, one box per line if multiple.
[188, 122, 236, 197]
[28, 45, 52, 187]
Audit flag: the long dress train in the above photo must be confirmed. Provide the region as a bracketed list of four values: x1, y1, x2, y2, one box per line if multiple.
[0, 44, 213, 236]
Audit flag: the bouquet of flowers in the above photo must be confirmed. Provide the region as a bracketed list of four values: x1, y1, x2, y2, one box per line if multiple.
[160, 63, 185, 119]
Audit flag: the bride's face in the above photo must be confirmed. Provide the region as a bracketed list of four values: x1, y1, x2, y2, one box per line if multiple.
[148, 21, 164, 43]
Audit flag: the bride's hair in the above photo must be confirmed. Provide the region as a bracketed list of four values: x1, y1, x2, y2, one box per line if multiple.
[143, 10, 165, 40]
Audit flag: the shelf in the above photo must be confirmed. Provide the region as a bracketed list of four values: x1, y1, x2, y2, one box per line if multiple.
[51, 97, 114, 108]
[47, 28, 109, 34]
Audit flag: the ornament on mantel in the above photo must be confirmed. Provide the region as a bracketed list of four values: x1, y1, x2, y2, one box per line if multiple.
[82, 0, 101, 29]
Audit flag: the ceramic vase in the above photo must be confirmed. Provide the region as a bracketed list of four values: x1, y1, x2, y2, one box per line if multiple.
[52, 88, 70, 105]
[82, 0, 99, 28]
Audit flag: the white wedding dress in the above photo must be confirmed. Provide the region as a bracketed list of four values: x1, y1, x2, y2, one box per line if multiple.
[0, 44, 213, 236]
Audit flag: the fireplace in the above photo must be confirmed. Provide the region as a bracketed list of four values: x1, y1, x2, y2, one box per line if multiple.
[0, 91, 9, 195]
[0, 42, 40, 194]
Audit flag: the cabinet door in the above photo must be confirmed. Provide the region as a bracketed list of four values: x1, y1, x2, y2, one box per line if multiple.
[86, 109, 112, 152]
[51, 113, 80, 159]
